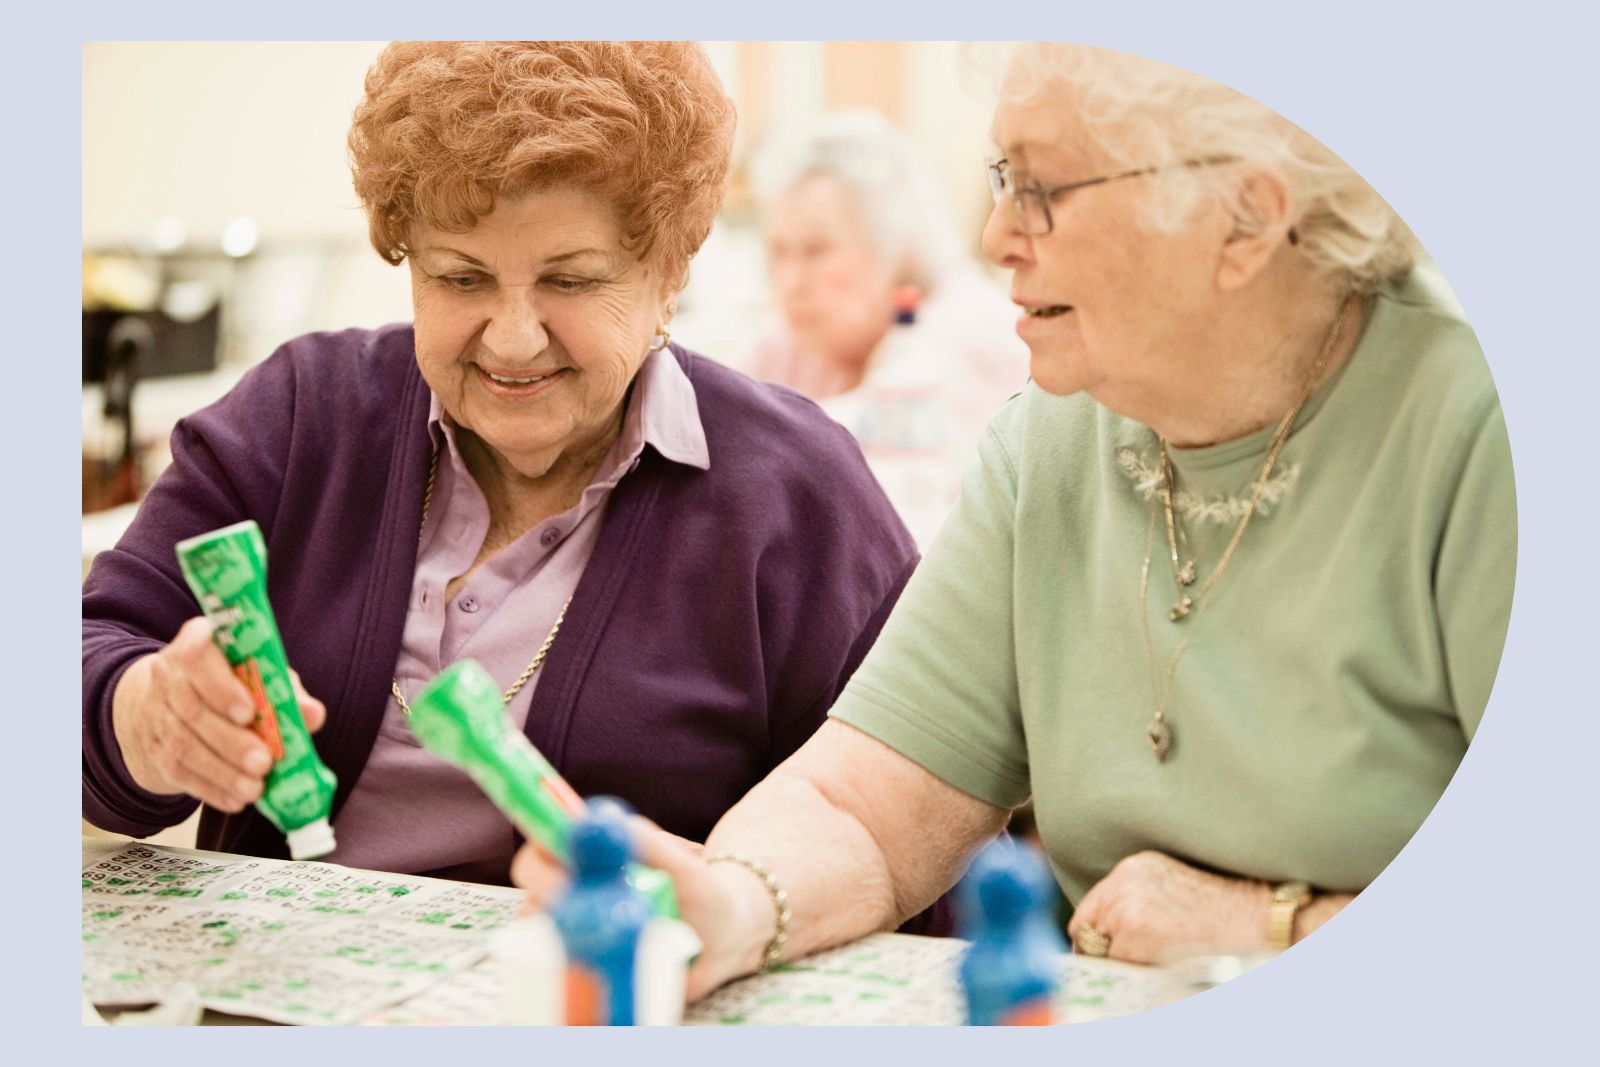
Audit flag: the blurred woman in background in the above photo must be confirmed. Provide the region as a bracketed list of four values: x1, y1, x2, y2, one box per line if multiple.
[751, 111, 1029, 546]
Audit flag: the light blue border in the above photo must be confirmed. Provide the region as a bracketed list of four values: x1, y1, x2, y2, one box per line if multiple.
[34, 0, 1597, 1062]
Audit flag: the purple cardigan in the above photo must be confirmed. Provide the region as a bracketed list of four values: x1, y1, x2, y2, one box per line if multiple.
[83, 326, 923, 875]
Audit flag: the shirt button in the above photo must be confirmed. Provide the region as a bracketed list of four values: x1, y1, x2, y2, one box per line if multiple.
[458, 594, 479, 613]
[539, 527, 560, 547]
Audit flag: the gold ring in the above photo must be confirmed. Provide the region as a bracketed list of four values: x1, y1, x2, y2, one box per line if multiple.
[1075, 924, 1111, 957]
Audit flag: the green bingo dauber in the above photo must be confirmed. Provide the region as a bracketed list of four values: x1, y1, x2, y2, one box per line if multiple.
[175, 520, 337, 860]
[406, 660, 679, 918]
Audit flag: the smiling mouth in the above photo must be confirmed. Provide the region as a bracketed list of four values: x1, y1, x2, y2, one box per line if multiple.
[474, 365, 567, 388]
[1025, 305, 1073, 318]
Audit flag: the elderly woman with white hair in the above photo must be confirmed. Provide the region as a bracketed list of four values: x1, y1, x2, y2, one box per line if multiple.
[516, 43, 1515, 994]
[750, 110, 1028, 546]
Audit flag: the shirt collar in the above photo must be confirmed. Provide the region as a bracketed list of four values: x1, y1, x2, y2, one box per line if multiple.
[426, 345, 709, 473]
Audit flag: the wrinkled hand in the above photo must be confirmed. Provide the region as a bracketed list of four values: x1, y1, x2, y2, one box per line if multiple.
[1068, 851, 1271, 965]
[111, 616, 327, 812]
[510, 816, 758, 1001]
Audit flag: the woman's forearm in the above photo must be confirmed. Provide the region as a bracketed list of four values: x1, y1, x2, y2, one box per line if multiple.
[703, 771, 903, 975]
[697, 721, 1008, 989]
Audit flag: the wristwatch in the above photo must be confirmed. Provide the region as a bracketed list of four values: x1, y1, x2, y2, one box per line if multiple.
[1268, 880, 1313, 951]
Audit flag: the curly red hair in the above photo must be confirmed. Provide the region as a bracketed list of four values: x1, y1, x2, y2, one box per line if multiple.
[349, 41, 735, 289]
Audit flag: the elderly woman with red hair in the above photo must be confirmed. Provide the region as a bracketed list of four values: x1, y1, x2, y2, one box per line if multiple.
[82, 43, 925, 904]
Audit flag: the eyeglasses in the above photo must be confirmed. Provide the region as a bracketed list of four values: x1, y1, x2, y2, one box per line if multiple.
[986, 155, 1235, 237]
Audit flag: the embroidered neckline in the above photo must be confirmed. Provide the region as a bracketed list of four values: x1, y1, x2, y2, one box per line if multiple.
[1115, 446, 1301, 525]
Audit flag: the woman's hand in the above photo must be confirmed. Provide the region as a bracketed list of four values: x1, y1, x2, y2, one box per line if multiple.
[510, 816, 772, 1001]
[110, 617, 327, 813]
[1068, 850, 1275, 964]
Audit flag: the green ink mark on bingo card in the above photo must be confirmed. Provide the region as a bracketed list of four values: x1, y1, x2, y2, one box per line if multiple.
[859, 972, 909, 986]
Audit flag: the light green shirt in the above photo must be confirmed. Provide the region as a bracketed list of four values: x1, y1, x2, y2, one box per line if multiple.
[831, 267, 1515, 904]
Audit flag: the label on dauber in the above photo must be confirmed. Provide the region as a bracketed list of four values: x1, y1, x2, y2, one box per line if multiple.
[564, 964, 606, 1026]
[998, 998, 1055, 1026]
[234, 657, 286, 761]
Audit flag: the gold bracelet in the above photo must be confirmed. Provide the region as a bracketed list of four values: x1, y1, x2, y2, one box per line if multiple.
[707, 852, 791, 972]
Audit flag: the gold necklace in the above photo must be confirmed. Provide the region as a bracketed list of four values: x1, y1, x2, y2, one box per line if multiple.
[1137, 294, 1354, 761]
[1161, 447, 1198, 616]
[392, 449, 572, 718]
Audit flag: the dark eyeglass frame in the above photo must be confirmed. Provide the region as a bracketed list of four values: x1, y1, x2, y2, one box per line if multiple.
[986, 155, 1236, 236]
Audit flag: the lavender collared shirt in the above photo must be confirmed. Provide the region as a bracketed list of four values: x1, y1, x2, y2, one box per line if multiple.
[329, 349, 710, 882]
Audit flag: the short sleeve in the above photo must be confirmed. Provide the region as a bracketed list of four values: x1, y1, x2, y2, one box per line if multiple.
[829, 422, 1030, 809]
[1434, 398, 1516, 740]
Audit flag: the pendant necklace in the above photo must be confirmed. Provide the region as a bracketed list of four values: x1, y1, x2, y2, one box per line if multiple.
[1136, 294, 1352, 761]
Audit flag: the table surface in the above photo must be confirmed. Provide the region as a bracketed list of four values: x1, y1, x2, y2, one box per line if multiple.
[82, 837, 1204, 1026]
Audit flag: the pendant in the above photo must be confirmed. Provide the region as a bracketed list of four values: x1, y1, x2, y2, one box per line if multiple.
[1146, 719, 1173, 761]
[1176, 560, 1196, 586]
[1169, 595, 1193, 621]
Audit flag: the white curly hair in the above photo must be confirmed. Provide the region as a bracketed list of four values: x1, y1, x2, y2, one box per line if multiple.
[977, 43, 1421, 293]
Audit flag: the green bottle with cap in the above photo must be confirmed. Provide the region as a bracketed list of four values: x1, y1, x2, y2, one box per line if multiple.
[175, 520, 337, 860]
[406, 660, 678, 918]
